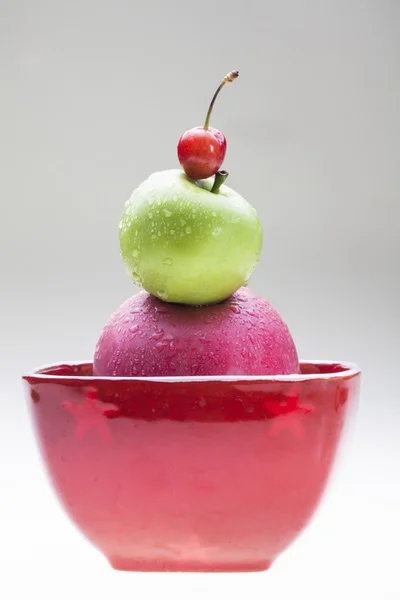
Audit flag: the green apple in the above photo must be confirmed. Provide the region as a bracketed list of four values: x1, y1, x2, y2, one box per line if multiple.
[119, 169, 263, 305]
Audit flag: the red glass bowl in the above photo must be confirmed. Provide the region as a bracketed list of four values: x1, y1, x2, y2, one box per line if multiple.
[23, 360, 360, 572]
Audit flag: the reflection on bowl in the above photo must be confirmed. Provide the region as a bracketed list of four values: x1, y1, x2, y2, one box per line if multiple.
[23, 360, 360, 572]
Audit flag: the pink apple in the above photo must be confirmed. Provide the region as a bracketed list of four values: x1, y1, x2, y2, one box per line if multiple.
[93, 288, 299, 377]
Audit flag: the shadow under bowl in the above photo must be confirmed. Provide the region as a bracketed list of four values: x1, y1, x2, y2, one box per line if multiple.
[23, 360, 360, 572]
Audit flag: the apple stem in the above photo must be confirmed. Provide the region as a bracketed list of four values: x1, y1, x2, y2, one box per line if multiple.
[211, 170, 229, 194]
[203, 70, 239, 130]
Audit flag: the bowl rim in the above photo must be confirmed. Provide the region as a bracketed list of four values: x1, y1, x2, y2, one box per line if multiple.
[23, 359, 361, 384]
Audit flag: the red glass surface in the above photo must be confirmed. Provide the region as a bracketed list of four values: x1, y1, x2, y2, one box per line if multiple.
[23, 361, 360, 572]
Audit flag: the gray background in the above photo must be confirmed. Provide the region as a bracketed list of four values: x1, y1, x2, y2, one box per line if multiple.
[1, 1, 399, 598]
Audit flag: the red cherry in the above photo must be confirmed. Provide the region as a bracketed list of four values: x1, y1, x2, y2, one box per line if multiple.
[177, 70, 239, 180]
[177, 126, 226, 180]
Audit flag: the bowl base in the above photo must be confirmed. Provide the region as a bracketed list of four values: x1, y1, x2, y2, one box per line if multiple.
[108, 556, 273, 573]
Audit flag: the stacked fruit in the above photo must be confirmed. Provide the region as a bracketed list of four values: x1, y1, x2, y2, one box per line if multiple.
[94, 72, 299, 377]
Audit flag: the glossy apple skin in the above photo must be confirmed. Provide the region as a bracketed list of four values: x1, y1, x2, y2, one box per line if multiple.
[93, 288, 299, 378]
[23, 360, 361, 572]
[119, 169, 262, 306]
[177, 126, 226, 180]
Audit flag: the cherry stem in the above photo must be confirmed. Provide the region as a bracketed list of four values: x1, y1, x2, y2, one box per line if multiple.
[203, 70, 239, 130]
[211, 170, 229, 194]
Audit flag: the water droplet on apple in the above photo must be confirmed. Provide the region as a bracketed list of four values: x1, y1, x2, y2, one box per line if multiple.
[157, 290, 169, 301]
[131, 270, 142, 284]
[151, 330, 164, 340]
[156, 341, 168, 352]
[132, 249, 139, 257]
[154, 303, 169, 314]
[212, 227, 222, 237]
[230, 304, 241, 314]
[163, 209, 172, 217]
[163, 257, 173, 266]
[185, 226, 192, 234]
